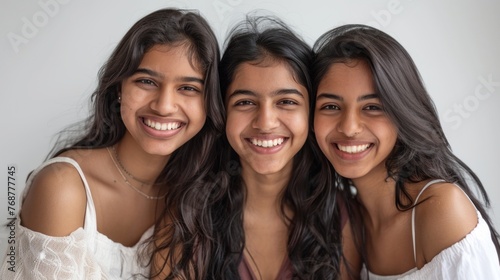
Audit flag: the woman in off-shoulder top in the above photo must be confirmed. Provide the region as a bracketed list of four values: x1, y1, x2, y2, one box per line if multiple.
[0, 8, 224, 280]
[312, 24, 500, 279]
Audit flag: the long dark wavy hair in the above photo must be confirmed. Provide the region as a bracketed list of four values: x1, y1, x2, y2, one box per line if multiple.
[312, 24, 500, 266]
[206, 16, 343, 279]
[48, 8, 225, 279]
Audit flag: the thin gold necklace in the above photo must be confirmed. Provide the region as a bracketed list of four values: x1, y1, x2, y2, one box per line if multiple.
[111, 145, 155, 187]
[107, 147, 166, 200]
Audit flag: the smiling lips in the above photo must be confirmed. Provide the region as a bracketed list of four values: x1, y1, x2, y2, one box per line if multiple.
[144, 118, 182, 131]
[337, 143, 371, 154]
[248, 137, 285, 148]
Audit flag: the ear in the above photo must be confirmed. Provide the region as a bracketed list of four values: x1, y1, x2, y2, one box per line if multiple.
[116, 85, 122, 103]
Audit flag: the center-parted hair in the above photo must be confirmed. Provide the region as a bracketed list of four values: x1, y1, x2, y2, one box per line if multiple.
[312, 24, 500, 262]
[48, 8, 225, 279]
[208, 15, 343, 279]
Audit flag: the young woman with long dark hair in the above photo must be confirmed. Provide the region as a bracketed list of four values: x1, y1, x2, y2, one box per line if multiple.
[313, 24, 500, 279]
[0, 8, 223, 279]
[203, 16, 352, 279]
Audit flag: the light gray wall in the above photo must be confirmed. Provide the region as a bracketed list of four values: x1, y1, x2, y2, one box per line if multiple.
[1, 0, 499, 256]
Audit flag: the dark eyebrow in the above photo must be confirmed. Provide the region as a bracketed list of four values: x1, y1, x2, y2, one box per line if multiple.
[316, 93, 342, 101]
[227, 89, 256, 99]
[133, 68, 204, 84]
[357, 93, 379, 102]
[227, 88, 305, 99]
[134, 68, 164, 78]
[316, 92, 378, 102]
[272, 88, 305, 98]
[180, 76, 205, 85]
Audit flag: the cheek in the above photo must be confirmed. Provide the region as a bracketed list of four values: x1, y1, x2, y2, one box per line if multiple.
[295, 112, 309, 141]
[386, 129, 398, 149]
[313, 116, 330, 140]
[186, 97, 207, 124]
[120, 100, 135, 120]
[377, 122, 398, 152]
[120, 89, 146, 114]
[225, 111, 242, 145]
[313, 117, 336, 155]
[291, 107, 309, 126]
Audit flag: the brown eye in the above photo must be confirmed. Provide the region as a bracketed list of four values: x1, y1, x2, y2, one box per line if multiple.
[234, 100, 254, 106]
[364, 105, 382, 111]
[135, 79, 157, 87]
[179, 86, 201, 93]
[320, 104, 339, 110]
[278, 99, 298, 105]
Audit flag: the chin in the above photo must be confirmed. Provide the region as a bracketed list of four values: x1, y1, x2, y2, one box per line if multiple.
[249, 164, 286, 176]
[142, 146, 177, 157]
[334, 168, 363, 180]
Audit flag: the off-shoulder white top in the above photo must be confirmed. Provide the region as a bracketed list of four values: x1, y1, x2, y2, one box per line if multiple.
[0, 157, 153, 279]
[361, 179, 500, 280]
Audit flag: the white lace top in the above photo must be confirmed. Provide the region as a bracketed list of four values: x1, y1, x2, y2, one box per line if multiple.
[0, 157, 153, 280]
[361, 179, 500, 280]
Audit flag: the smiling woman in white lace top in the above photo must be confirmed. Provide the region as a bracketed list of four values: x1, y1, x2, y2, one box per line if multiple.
[0, 8, 224, 279]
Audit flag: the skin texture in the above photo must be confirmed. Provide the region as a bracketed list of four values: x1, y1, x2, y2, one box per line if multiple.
[225, 59, 309, 279]
[314, 59, 477, 275]
[225, 60, 309, 178]
[120, 44, 206, 159]
[21, 44, 206, 252]
[314, 60, 398, 186]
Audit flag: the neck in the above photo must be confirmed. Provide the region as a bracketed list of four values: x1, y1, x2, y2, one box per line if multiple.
[241, 165, 291, 217]
[351, 167, 400, 230]
[114, 134, 169, 187]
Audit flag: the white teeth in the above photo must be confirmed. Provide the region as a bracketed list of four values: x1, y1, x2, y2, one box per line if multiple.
[144, 119, 181, 131]
[250, 138, 284, 148]
[337, 144, 370, 154]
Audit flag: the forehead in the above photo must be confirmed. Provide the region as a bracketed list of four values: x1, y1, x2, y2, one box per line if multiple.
[317, 59, 374, 96]
[230, 59, 308, 97]
[139, 44, 203, 75]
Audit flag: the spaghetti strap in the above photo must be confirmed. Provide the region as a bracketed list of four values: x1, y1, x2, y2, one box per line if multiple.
[411, 179, 445, 264]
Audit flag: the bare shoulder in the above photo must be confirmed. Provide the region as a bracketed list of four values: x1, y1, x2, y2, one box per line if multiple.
[21, 159, 87, 237]
[414, 181, 478, 264]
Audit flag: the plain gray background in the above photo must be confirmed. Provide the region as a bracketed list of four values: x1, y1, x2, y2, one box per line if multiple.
[1, 0, 499, 257]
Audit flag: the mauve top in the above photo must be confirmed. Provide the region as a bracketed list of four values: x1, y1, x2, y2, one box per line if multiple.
[238, 255, 293, 280]
[237, 196, 349, 279]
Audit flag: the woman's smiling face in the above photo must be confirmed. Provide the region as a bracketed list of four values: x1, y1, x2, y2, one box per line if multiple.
[225, 59, 309, 177]
[119, 44, 206, 157]
[314, 59, 398, 181]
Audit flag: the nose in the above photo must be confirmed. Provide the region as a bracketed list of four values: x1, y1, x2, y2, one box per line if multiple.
[150, 87, 178, 115]
[337, 110, 362, 137]
[252, 104, 279, 131]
